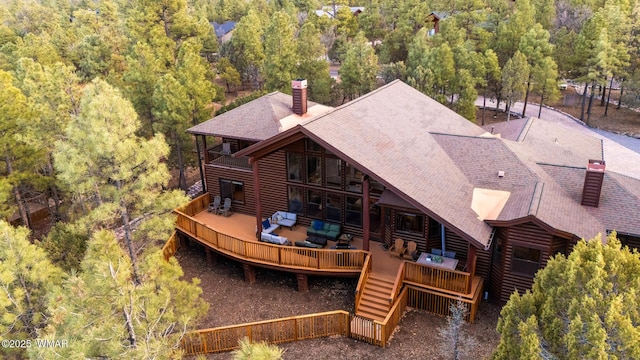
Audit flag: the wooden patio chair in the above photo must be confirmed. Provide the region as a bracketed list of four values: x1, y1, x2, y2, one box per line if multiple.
[404, 241, 418, 260]
[208, 196, 221, 214]
[219, 198, 232, 217]
[389, 238, 406, 258]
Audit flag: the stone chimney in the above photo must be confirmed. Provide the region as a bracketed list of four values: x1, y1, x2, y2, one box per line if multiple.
[581, 159, 606, 207]
[292, 79, 308, 115]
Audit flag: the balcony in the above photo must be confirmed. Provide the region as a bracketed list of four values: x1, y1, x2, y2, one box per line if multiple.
[207, 144, 251, 170]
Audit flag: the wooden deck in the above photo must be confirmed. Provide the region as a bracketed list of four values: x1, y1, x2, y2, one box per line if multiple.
[171, 194, 484, 354]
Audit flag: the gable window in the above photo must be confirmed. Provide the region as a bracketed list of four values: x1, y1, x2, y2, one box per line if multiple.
[345, 163, 362, 193]
[307, 189, 322, 218]
[306, 139, 322, 152]
[326, 193, 342, 222]
[307, 155, 322, 185]
[511, 245, 542, 277]
[396, 212, 424, 235]
[325, 157, 342, 189]
[346, 196, 362, 227]
[220, 179, 244, 204]
[288, 186, 303, 214]
[287, 153, 302, 182]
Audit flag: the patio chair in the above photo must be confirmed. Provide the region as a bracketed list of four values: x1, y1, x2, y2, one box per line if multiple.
[208, 196, 221, 214]
[219, 198, 232, 217]
[443, 250, 456, 259]
[389, 238, 406, 258]
[404, 241, 418, 260]
[431, 248, 442, 256]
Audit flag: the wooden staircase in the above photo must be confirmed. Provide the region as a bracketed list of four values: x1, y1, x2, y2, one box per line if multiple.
[356, 275, 395, 321]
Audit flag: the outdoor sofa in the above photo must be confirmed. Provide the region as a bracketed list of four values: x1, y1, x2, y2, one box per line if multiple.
[260, 232, 290, 245]
[271, 211, 297, 229]
[306, 220, 341, 240]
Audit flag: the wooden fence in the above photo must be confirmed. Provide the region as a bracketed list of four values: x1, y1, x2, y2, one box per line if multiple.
[181, 311, 350, 355]
[174, 210, 368, 273]
[405, 282, 483, 323]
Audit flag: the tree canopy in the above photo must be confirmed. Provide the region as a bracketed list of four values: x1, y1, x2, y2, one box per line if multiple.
[493, 233, 640, 360]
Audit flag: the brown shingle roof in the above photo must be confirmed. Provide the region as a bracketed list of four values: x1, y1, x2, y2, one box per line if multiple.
[303, 81, 495, 248]
[187, 92, 330, 140]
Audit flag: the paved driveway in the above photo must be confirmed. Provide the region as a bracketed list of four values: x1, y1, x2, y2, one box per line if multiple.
[475, 98, 640, 180]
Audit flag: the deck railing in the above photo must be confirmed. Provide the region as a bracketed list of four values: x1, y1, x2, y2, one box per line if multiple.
[207, 144, 252, 170]
[350, 287, 409, 347]
[178, 193, 210, 216]
[405, 282, 483, 323]
[174, 207, 368, 273]
[354, 255, 372, 313]
[162, 231, 179, 261]
[182, 310, 350, 355]
[403, 261, 472, 295]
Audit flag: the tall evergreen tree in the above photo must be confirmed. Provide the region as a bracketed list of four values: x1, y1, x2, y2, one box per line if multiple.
[31, 230, 208, 359]
[501, 51, 530, 122]
[492, 233, 640, 360]
[264, 10, 298, 92]
[295, 21, 332, 103]
[0, 221, 63, 359]
[54, 79, 187, 283]
[339, 32, 378, 100]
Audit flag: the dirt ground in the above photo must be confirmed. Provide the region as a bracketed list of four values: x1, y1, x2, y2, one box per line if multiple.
[176, 244, 501, 360]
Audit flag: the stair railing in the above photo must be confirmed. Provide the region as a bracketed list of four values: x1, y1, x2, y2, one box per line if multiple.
[354, 254, 372, 313]
[388, 261, 406, 304]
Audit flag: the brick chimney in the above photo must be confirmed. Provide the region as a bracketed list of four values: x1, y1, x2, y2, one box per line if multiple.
[292, 79, 308, 115]
[581, 159, 606, 207]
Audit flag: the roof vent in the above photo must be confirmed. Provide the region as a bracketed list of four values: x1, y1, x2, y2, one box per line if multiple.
[292, 79, 308, 115]
[581, 159, 605, 207]
[497, 171, 505, 178]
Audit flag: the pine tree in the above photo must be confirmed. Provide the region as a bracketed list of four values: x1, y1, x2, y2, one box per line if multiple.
[339, 32, 378, 100]
[0, 221, 63, 359]
[264, 10, 298, 92]
[295, 21, 332, 104]
[493, 233, 640, 360]
[31, 230, 208, 359]
[54, 79, 188, 283]
[501, 51, 530, 122]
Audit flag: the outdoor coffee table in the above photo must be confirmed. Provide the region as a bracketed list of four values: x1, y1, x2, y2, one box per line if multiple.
[305, 236, 327, 247]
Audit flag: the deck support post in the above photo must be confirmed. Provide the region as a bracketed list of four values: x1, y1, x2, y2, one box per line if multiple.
[195, 135, 206, 194]
[296, 273, 308, 292]
[362, 176, 370, 251]
[252, 158, 262, 239]
[205, 248, 217, 265]
[243, 264, 256, 284]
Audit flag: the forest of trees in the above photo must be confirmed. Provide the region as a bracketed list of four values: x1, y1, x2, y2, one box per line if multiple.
[1, 0, 640, 357]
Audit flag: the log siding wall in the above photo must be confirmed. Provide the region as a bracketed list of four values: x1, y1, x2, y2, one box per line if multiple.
[205, 165, 254, 215]
[498, 222, 553, 303]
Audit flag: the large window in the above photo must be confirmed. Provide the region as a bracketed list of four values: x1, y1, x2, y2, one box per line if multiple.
[346, 163, 362, 193]
[396, 212, 424, 234]
[346, 196, 362, 227]
[307, 155, 322, 185]
[511, 245, 541, 277]
[220, 179, 245, 204]
[326, 193, 342, 222]
[325, 157, 342, 188]
[307, 189, 322, 218]
[287, 153, 303, 182]
[288, 186, 303, 214]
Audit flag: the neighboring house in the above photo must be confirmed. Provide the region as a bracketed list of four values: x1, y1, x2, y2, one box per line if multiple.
[211, 21, 236, 44]
[428, 12, 448, 35]
[315, 6, 364, 18]
[187, 80, 640, 304]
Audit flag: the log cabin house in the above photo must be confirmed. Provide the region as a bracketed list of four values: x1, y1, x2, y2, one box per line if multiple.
[177, 79, 640, 332]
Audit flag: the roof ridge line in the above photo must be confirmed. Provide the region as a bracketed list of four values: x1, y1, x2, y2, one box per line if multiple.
[517, 117, 535, 142]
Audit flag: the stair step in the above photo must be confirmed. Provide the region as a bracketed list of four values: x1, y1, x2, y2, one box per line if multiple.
[362, 291, 391, 304]
[359, 300, 389, 313]
[367, 276, 394, 287]
[356, 308, 388, 321]
[365, 282, 393, 293]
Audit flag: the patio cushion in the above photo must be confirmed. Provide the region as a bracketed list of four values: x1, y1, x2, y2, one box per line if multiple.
[312, 220, 324, 230]
[328, 223, 340, 232]
[262, 219, 271, 230]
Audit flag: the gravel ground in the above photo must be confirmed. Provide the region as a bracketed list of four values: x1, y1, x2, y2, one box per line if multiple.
[176, 244, 501, 360]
